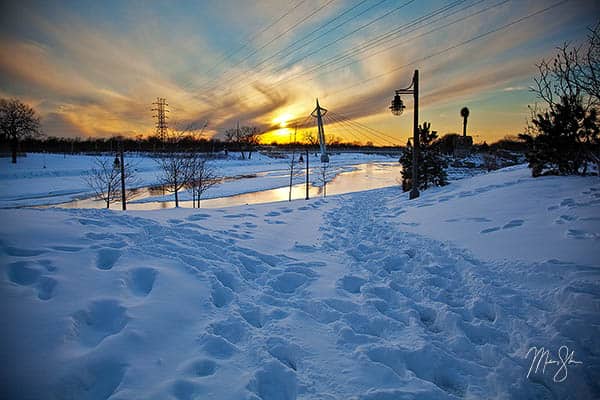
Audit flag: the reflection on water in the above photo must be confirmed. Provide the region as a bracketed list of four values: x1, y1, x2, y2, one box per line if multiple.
[48, 162, 401, 210]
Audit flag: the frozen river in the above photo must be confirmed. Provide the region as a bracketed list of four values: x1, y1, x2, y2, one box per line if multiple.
[50, 162, 401, 210]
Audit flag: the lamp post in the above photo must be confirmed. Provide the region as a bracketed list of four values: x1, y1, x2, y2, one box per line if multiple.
[390, 69, 419, 199]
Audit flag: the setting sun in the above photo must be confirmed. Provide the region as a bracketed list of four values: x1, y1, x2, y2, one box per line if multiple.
[273, 113, 293, 128]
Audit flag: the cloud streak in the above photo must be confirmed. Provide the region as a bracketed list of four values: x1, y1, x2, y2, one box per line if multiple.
[0, 0, 598, 143]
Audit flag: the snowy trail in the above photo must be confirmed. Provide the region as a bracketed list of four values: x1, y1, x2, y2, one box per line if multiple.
[315, 189, 600, 399]
[1, 165, 599, 399]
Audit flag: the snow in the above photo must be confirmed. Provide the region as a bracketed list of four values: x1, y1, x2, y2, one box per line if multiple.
[1, 162, 599, 399]
[0, 152, 393, 208]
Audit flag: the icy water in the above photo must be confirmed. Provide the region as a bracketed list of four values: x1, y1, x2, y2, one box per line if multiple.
[49, 162, 401, 210]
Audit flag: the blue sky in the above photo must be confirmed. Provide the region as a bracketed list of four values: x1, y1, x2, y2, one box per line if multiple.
[1, 0, 598, 144]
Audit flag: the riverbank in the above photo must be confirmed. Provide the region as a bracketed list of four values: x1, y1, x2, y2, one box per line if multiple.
[0, 152, 394, 208]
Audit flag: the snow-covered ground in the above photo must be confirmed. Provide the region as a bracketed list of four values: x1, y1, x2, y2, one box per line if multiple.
[1, 164, 599, 399]
[0, 152, 394, 208]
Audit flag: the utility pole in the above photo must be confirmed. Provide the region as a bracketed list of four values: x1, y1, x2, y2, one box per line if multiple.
[151, 97, 169, 143]
[305, 149, 309, 200]
[120, 142, 126, 210]
[390, 69, 420, 200]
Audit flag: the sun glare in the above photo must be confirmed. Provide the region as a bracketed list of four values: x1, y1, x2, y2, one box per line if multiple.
[273, 113, 293, 128]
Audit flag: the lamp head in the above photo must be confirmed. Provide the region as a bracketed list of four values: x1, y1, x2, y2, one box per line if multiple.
[390, 91, 405, 116]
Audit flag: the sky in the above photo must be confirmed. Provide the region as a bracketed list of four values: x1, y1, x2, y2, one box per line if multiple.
[0, 0, 598, 145]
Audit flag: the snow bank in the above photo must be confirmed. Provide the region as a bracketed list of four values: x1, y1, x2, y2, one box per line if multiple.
[0, 165, 598, 399]
[0, 152, 392, 208]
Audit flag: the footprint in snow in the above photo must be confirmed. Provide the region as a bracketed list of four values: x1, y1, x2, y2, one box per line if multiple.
[2, 245, 46, 257]
[265, 219, 286, 225]
[127, 267, 157, 297]
[248, 361, 297, 400]
[96, 248, 121, 270]
[6, 261, 57, 300]
[70, 299, 129, 347]
[199, 334, 238, 359]
[338, 275, 366, 294]
[183, 358, 217, 377]
[555, 214, 578, 224]
[565, 229, 600, 240]
[171, 379, 205, 400]
[211, 282, 234, 308]
[186, 213, 210, 221]
[502, 219, 524, 229]
[209, 317, 248, 344]
[266, 337, 303, 371]
[480, 227, 500, 234]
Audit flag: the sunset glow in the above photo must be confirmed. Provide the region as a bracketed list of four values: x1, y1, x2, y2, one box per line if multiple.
[0, 1, 598, 144]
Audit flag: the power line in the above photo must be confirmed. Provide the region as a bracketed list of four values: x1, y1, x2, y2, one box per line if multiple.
[185, 0, 310, 89]
[244, 0, 389, 78]
[197, 0, 338, 93]
[213, 0, 416, 95]
[197, 0, 568, 142]
[273, 0, 416, 71]
[329, 111, 400, 145]
[216, 0, 478, 104]
[327, 0, 570, 97]
[227, 0, 494, 98]
[326, 113, 385, 144]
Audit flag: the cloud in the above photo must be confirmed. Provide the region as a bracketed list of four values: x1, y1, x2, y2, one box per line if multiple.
[0, 0, 597, 143]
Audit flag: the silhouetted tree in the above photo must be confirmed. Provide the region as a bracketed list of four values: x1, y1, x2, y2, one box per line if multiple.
[225, 125, 245, 159]
[400, 122, 448, 191]
[520, 95, 598, 176]
[523, 21, 600, 176]
[189, 156, 217, 208]
[156, 152, 194, 207]
[84, 157, 138, 209]
[0, 98, 42, 163]
[240, 126, 260, 159]
[437, 133, 460, 155]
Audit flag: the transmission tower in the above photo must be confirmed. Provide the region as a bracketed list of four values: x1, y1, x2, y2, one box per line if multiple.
[151, 97, 169, 141]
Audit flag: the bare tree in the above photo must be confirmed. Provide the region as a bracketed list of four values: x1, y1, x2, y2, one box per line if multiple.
[225, 124, 260, 159]
[156, 152, 194, 207]
[527, 20, 600, 176]
[240, 126, 260, 159]
[225, 124, 245, 159]
[577, 21, 600, 105]
[190, 155, 218, 208]
[303, 130, 319, 147]
[0, 98, 42, 163]
[84, 156, 138, 209]
[531, 21, 600, 112]
[317, 162, 332, 198]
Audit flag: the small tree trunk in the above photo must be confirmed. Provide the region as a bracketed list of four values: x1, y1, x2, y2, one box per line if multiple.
[11, 137, 17, 164]
[175, 189, 179, 207]
[106, 183, 111, 209]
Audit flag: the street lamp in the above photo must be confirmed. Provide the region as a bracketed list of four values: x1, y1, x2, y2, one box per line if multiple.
[390, 69, 420, 200]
